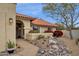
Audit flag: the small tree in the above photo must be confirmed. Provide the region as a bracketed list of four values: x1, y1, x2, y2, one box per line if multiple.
[43, 3, 79, 39]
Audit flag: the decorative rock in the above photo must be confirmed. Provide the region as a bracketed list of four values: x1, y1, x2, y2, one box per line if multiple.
[51, 45, 59, 49]
[48, 39, 57, 45]
[41, 50, 45, 54]
[36, 37, 71, 56]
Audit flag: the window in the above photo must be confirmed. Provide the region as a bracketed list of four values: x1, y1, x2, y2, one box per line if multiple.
[33, 26, 38, 30]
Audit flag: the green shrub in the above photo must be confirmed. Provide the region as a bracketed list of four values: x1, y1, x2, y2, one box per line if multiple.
[53, 30, 63, 37]
[29, 30, 40, 33]
[7, 40, 15, 48]
[44, 30, 53, 33]
[37, 35, 45, 40]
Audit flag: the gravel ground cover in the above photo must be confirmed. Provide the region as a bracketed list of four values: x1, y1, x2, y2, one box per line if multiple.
[36, 37, 71, 56]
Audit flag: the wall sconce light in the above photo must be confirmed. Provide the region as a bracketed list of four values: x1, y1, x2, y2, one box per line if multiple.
[9, 18, 13, 24]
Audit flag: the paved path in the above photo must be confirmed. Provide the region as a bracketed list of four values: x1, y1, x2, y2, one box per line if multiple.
[59, 37, 79, 56]
[15, 39, 39, 56]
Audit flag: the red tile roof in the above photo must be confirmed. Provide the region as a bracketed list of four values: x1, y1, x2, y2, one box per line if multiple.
[16, 13, 58, 27]
[16, 13, 36, 21]
[32, 19, 58, 27]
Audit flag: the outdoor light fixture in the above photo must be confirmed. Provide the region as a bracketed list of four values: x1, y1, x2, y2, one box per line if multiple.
[9, 18, 13, 24]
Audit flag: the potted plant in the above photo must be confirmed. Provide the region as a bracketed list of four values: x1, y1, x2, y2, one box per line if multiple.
[7, 40, 15, 54]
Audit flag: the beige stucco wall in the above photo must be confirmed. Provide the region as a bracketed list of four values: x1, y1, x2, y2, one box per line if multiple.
[40, 26, 56, 33]
[51, 27, 56, 31]
[26, 33, 53, 40]
[40, 26, 48, 33]
[16, 18, 32, 39]
[0, 4, 16, 52]
[62, 30, 79, 39]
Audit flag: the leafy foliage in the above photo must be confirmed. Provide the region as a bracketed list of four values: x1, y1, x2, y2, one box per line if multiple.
[43, 3, 79, 39]
[37, 35, 45, 40]
[56, 26, 65, 30]
[43, 3, 79, 29]
[7, 40, 15, 48]
[29, 30, 40, 33]
[44, 30, 53, 33]
[53, 30, 63, 37]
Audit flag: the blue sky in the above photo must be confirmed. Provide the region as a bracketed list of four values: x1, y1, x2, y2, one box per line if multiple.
[16, 3, 56, 23]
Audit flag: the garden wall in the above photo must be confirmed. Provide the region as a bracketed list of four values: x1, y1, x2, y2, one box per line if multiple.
[26, 33, 53, 40]
[62, 30, 79, 39]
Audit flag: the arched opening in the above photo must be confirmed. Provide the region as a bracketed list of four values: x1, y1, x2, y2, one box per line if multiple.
[16, 20, 24, 39]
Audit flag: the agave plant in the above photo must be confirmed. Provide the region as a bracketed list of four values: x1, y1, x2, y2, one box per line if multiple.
[7, 40, 16, 54]
[7, 40, 15, 49]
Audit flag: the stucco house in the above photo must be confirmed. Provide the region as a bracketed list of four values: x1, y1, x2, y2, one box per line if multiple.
[0, 3, 57, 52]
[16, 13, 35, 39]
[16, 13, 57, 39]
[31, 18, 57, 33]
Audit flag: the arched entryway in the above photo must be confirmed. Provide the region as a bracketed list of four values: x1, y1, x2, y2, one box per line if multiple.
[16, 20, 24, 39]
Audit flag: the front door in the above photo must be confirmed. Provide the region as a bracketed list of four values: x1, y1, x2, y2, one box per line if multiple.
[16, 20, 24, 39]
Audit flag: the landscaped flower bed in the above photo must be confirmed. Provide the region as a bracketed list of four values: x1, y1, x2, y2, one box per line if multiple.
[53, 30, 63, 37]
[29, 30, 40, 33]
[44, 30, 53, 33]
[26, 33, 53, 40]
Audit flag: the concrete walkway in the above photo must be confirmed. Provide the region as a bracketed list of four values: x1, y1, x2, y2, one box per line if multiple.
[15, 39, 39, 56]
[59, 37, 79, 56]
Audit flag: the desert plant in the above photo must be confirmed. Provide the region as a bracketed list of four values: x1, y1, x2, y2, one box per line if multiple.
[37, 35, 45, 40]
[44, 30, 53, 33]
[53, 30, 63, 37]
[7, 40, 15, 49]
[7, 40, 15, 54]
[29, 30, 40, 33]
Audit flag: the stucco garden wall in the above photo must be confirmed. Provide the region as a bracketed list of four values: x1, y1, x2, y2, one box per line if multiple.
[0, 4, 16, 52]
[62, 30, 79, 39]
[26, 33, 53, 40]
